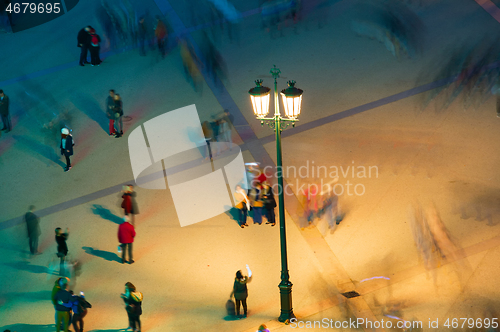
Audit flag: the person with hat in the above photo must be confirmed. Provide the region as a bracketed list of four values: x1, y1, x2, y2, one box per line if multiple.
[60, 128, 74, 172]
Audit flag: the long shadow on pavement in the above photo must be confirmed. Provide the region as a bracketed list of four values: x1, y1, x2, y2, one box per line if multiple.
[82, 246, 121, 263]
[72, 93, 108, 133]
[91, 204, 123, 224]
[13, 135, 66, 168]
[2, 261, 48, 274]
[0, 323, 54, 332]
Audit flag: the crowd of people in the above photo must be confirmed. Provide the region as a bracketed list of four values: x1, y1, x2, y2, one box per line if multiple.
[233, 164, 277, 228]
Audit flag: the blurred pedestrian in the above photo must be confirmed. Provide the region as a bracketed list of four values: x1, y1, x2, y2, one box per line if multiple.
[234, 185, 251, 228]
[217, 117, 232, 151]
[54, 277, 72, 332]
[118, 216, 136, 264]
[120, 282, 143, 331]
[89, 28, 102, 66]
[25, 205, 41, 255]
[230, 264, 252, 318]
[60, 128, 74, 172]
[154, 16, 167, 58]
[121, 185, 137, 225]
[491, 82, 500, 118]
[106, 90, 116, 136]
[138, 16, 147, 56]
[262, 182, 276, 226]
[55, 227, 69, 276]
[0, 89, 11, 133]
[77, 26, 91, 66]
[113, 94, 123, 137]
[202, 121, 214, 161]
[180, 38, 202, 92]
[249, 182, 264, 225]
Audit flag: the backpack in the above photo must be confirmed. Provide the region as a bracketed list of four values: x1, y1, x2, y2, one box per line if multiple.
[91, 34, 99, 47]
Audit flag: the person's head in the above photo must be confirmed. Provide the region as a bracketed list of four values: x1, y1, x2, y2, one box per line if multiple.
[58, 276, 69, 289]
[109, 89, 115, 97]
[236, 270, 243, 279]
[28, 205, 35, 212]
[61, 127, 69, 138]
[0, 89, 4, 97]
[127, 184, 134, 192]
[125, 282, 136, 292]
[258, 324, 268, 331]
[84, 26, 91, 32]
[123, 215, 130, 223]
[55, 227, 62, 235]
[262, 181, 270, 189]
[235, 185, 242, 192]
[114, 94, 121, 101]
[139, 16, 145, 23]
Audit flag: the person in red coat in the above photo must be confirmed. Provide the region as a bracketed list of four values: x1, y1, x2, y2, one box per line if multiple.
[118, 216, 136, 264]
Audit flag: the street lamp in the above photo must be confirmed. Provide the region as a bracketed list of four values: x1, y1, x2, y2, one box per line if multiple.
[248, 65, 303, 323]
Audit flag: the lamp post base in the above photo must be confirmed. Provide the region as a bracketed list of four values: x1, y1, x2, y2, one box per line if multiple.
[278, 280, 294, 323]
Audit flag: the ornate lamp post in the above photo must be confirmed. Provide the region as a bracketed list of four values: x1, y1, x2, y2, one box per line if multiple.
[248, 65, 303, 322]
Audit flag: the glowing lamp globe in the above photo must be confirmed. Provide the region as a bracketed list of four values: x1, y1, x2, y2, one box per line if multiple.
[280, 80, 303, 119]
[249, 80, 271, 118]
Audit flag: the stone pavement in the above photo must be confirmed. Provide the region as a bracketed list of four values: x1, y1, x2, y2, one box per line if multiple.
[1, 0, 500, 331]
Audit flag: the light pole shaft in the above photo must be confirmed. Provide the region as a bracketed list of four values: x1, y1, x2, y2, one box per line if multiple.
[274, 75, 294, 322]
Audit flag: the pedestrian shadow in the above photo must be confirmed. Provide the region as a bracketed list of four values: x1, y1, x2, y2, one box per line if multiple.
[72, 93, 108, 133]
[91, 204, 123, 224]
[1, 290, 52, 302]
[88, 329, 125, 332]
[224, 206, 240, 226]
[0, 323, 54, 332]
[2, 261, 48, 274]
[12, 135, 66, 168]
[82, 246, 120, 263]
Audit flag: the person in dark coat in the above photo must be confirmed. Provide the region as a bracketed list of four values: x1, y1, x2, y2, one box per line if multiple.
[120, 282, 143, 331]
[262, 182, 276, 226]
[230, 265, 252, 318]
[118, 216, 136, 264]
[25, 205, 41, 254]
[88, 28, 102, 66]
[138, 16, 147, 56]
[60, 128, 74, 172]
[106, 90, 116, 136]
[58, 290, 92, 332]
[55, 227, 69, 276]
[113, 94, 123, 138]
[77, 26, 91, 66]
[0, 89, 11, 132]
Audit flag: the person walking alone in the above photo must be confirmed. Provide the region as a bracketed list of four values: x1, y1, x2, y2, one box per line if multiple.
[106, 90, 116, 136]
[77, 26, 91, 66]
[118, 216, 135, 264]
[121, 282, 143, 332]
[55, 227, 70, 276]
[230, 264, 252, 318]
[0, 89, 11, 133]
[60, 128, 74, 172]
[113, 94, 124, 138]
[154, 16, 167, 58]
[89, 28, 102, 66]
[25, 205, 41, 255]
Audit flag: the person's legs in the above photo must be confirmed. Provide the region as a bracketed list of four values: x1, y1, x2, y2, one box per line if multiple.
[64, 155, 71, 168]
[128, 242, 133, 262]
[253, 207, 262, 224]
[119, 116, 123, 134]
[235, 299, 241, 315]
[59, 254, 66, 276]
[496, 95, 500, 117]
[127, 312, 134, 329]
[121, 243, 127, 263]
[79, 46, 88, 65]
[242, 298, 248, 316]
[72, 314, 79, 332]
[109, 119, 115, 135]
